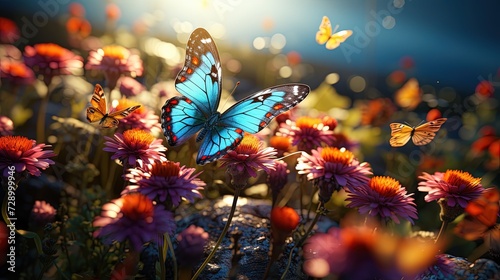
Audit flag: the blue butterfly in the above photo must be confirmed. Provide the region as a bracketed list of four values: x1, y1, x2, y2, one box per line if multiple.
[161, 28, 310, 165]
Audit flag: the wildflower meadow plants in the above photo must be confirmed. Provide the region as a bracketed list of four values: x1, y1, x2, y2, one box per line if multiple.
[0, 4, 499, 280]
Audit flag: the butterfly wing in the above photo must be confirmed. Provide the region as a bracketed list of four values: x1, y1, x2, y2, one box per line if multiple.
[455, 187, 500, 240]
[389, 123, 413, 147]
[101, 105, 141, 128]
[174, 27, 221, 116]
[316, 16, 332, 45]
[161, 96, 206, 146]
[162, 28, 221, 146]
[411, 118, 447, 146]
[86, 84, 108, 123]
[196, 84, 310, 164]
[325, 30, 353, 50]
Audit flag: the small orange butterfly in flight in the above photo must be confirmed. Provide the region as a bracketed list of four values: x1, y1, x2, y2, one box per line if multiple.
[86, 84, 141, 128]
[454, 187, 499, 241]
[316, 16, 353, 50]
[389, 118, 447, 147]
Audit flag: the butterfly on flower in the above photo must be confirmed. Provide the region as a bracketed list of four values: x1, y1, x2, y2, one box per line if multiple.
[389, 118, 447, 147]
[315, 16, 353, 50]
[161, 28, 310, 165]
[86, 84, 141, 128]
[454, 187, 499, 241]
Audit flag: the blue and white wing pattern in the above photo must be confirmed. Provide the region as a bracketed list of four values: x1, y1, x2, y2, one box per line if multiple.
[161, 28, 222, 146]
[197, 84, 310, 164]
[161, 27, 311, 165]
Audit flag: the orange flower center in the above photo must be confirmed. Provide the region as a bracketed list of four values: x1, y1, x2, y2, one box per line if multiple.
[101, 45, 128, 60]
[115, 98, 144, 114]
[321, 116, 337, 130]
[443, 170, 481, 188]
[120, 193, 154, 222]
[235, 134, 261, 154]
[4, 62, 31, 77]
[0, 136, 34, 152]
[369, 176, 400, 197]
[34, 43, 66, 58]
[295, 116, 322, 129]
[122, 129, 155, 147]
[270, 136, 291, 151]
[320, 147, 353, 165]
[151, 161, 180, 177]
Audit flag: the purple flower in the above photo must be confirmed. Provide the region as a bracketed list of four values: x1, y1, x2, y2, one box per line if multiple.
[278, 116, 334, 152]
[296, 147, 372, 203]
[23, 43, 83, 86]
[175, 225, 209, 267]
[103, 129, 166, 168]
[30, 200, 56, 226]
[123, 160, 205, 207]
[118, 76, 144, 97]
[345, 176, 418, 224]
[85, 45, 143, 90]
[418, 170, 483, 208]
[267, 160, 289, 205]
[93, 193, 176, 251]
[0, 135, 56, 177]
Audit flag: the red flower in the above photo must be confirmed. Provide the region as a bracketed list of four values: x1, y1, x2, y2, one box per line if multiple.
[0, 60, 35, 86]
[0, 17, 19, 44]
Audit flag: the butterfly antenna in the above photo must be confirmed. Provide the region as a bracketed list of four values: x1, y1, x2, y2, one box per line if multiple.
[221, 81, 240, 110]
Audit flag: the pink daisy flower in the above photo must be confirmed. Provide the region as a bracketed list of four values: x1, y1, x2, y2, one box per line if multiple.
[114, 99, 161, 134]
[418, 170, 483, 208]
[0, 135, 56, 177]
[0, 116, 14, 136]
[345, 176, 418, 224]
[278, 116, 334, 152]
[296, 147, 372, 203]
[30, 200, 57, 226]
[23, 43, 83, 86]
[118, 76, 145, 97]
[93, 193, 176, 251]
[175, 225, 209, 267]
[219, 134, 277, 187]
[86, 45, 143, 90]
[123, 160, 205, 207]
[103, 129, 166, 169]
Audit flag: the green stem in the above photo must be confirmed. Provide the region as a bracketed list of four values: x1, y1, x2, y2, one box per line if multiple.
[36, 87, 50, 143]
[435, 220, 449, 244]
[191, 187, 242, 280]
[166, 233, 177, 280]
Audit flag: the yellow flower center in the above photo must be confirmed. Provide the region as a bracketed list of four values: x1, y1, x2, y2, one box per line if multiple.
[122, 129, 155, 147]
[101, 45, 128, 60]
[295, 116, 322, 129]
[120, 193, 154, 222]
[235, 134, 260, 154]
[0, 136, 34, 152]
[115, 98, 144, 114]
[369, 176, 400, 197]
[443, 170, 481, 188]
[151, 161, 180, 177]
[270, 136, 291, 151]
[34, 43, 66, 58]
[320, 147, 353, 165]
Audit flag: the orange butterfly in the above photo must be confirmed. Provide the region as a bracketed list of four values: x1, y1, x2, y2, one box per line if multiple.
[455, 187, 499, 241]
[389, 118, 447, 147]
[316, 16, 353, 50]
[394, 78, 422, 110]
[86, 84, 141, 128]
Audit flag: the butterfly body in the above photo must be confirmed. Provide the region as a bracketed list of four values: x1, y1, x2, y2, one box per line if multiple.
[86, 84, 141, 128]
[161, 28, 310, 165]
[316, 16, 352, 50]
[389, 118, 447, 147]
